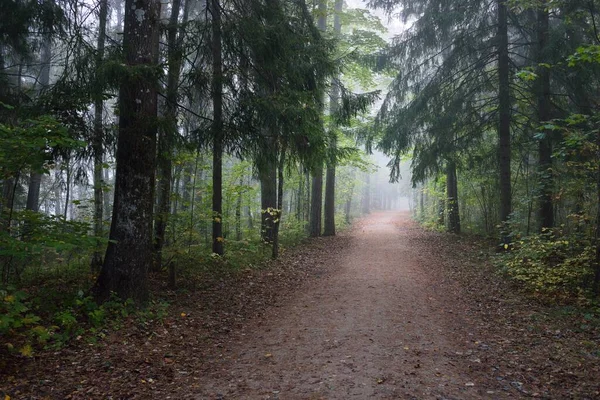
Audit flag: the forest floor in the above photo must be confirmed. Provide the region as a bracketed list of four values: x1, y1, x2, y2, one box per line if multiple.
[2, 211, 599, 399]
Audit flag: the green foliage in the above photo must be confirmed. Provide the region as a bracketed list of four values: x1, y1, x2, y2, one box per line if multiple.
[0, 280, 171, 359]
[0, 211, 100, 281]
[497, 230, 596, 297]
[0, 115, 81, 179]
[0, 285, 47, 357]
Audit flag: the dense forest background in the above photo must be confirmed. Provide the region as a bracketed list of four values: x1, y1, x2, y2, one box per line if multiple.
[2, 0, 600, 360]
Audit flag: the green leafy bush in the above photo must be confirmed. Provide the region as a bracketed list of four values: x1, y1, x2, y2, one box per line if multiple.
[496, 230, 596, 297]
[0, 286, 52, 357]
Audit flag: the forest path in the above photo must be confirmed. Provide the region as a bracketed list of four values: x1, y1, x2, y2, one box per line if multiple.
[193, 211, 509, 399]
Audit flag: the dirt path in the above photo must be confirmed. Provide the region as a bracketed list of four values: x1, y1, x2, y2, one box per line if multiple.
[192, 212, 508, 399]
[7, 211, 597, 399]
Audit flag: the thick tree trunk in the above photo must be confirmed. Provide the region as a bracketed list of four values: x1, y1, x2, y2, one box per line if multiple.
[537, 5, 553, 231]
[93, 0, 160, 304]
[497, 0, 512, 223]
[91, 0, 109, 272]
[446, 161, 460, 234]
[210, 0, 224, 255]
[595, 128, 600, 294]
[260, 161, 277, 244]
[309, 171, 323, 237]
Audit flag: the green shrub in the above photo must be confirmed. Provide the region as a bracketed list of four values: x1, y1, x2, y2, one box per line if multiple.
[496, 230, 595, 297]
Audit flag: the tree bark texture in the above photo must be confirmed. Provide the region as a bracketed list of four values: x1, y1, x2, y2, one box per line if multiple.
[260, 161, 277, 244]
[309, 170, 323, 237]
[309, 0, 326, 238]
[323, 0, 343, 237]
[210, 0, 224, 255]
[497, 0, 512, 223]
[94, 0, 160, 303]
[91, 0, 109, 272]
[537, 5, 553, 231]
[446, 161, 460, 234]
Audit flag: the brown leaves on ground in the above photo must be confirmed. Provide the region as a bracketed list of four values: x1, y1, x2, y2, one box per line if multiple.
[407, 227, 600, 399]
[1, 213, 599, 399]
[0, 237, 348, 400]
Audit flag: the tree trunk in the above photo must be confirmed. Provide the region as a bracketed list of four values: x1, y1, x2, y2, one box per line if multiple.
[103, 165, 112, 218]
[154, 0, 187, 269]
[91, 0, 109, 272]
[260, 161, 277, 244]
[272, 146, 286, 259]
[64, 160, 71, 219]
[362, 173, 370, 214]
[26, 31, 52, 215]
[446, 161, 460, 234]
[497, 0, 512, 223]
[93, 0, 160, 304]
[309, 171, 323, 237]
[537, 5, 553, 231]
[310, 0, 326, 238]
[182, 163, 192, 211]
[595, 127, 600, 294]
[210, 0, 224, 255]
[323, 0, 342, 237]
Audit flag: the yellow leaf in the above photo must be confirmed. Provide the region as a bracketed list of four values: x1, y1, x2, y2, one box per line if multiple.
[180, 312, 187, 318]
[4, 295, 15, 303]
[19, 344, 33, 357]
[504, 244, 509, 249]
[216, 237, 224, 242]
[265, 353, 272, 358]
[5, 394, 11, 400]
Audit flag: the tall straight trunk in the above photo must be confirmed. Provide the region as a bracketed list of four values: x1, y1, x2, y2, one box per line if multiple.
[93, 0, 160, 303]
[154, 0, 187, 268]
[260, 161, 277, 243]
[182, 163, 192, 211]
[438, 198, 445, 227]
[446, 161, 460, 234]
[595, 128, 600, 294]
[362, 173, 370, 214]
[497, 0, 512, 223]
[103, 165, 112, 218]
[310, 0, 327, 238]
[210, 0, 224, 255]
[345, 181, 354, 224]
[323, 0, 343, 237]
[305, 170, 310, 225]
[309, 172, 323, 237]
[91, 0, 109, 272]
[296, 168, 304, 221]
[272, 146, 286, 259]
[419, 185, 424, 220]
[54, 168, 61, 216]
[235, 176, 242, 241]
[64, 160, 71, 219]
[26, 33, 52, 214]
[537, 5, 553, 230]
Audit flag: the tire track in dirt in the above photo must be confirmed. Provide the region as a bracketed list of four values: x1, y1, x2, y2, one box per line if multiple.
[192, 212, 515, 399]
